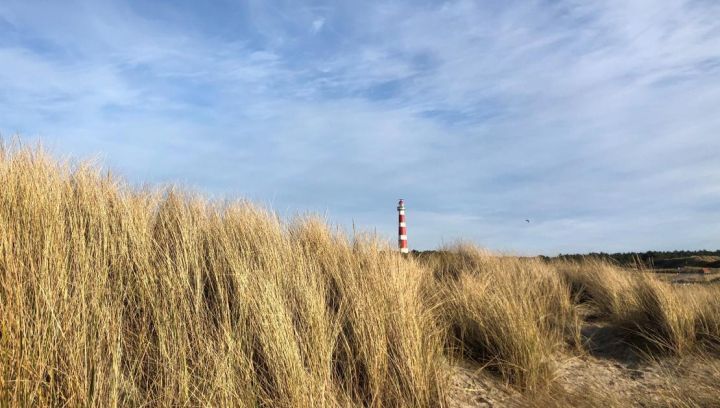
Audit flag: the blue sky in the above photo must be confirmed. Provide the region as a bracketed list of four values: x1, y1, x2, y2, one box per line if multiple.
[1, 0, 719, 254]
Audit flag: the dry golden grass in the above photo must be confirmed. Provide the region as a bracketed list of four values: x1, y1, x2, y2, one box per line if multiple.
[558, 260, 720, 355]
[1, 142, 719, 406]
[419, 248, 720, 397]
[420, 245, 581, 391]
[0, 143, 445, 406]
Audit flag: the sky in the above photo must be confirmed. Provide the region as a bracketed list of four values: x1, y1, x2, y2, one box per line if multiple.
[1, 0, 719, 255]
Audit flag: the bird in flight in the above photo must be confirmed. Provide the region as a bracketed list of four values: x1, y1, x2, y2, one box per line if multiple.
[525, 219, 530, 223]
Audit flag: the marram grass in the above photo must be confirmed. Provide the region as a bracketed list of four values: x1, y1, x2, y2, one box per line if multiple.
[1, 142, 719, 406]
[0, 144, 444, 406]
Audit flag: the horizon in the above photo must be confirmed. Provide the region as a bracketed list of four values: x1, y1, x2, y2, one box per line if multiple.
[1, 0, 719, 255]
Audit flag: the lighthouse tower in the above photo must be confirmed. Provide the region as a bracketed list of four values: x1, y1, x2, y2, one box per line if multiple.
[397, 199, 408, 254]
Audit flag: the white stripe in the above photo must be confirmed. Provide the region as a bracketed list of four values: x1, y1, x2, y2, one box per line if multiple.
[399, 235, 407, 240]
[400, 248, 409, 254]
[399, 222, 406, 227]
[398, 210, 405, 215]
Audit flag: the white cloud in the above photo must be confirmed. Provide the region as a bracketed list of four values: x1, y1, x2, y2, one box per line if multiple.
[311, 17, 325, 33]
[1, 0, 719, 254]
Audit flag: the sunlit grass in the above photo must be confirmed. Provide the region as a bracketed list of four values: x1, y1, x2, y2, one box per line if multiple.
[1, 141, 719, 406]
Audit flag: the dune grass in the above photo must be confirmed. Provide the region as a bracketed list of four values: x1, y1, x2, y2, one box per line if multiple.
[419, 245, 581, 391]
[0, 144, 445, 407]
[1, 142, 719, 406]
[419, 248, 720, 393]
[558, 259, 720, 355]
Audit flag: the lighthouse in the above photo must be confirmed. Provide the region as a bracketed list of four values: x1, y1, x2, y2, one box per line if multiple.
[397, 199, 408, 254]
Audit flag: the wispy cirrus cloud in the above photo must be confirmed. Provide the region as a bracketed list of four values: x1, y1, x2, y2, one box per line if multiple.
[1, 0, 719, 254]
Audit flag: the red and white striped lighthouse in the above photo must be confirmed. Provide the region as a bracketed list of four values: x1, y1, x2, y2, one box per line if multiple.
[397, 199, 408, 254]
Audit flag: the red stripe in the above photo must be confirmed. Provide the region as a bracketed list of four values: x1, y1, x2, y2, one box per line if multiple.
[399, 240, 408, 248]
[399, 226, 406, 234]
[399, 214, 405, 222]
